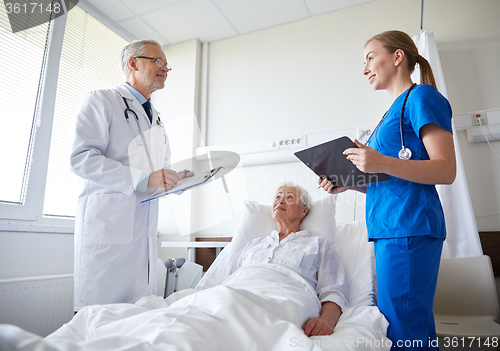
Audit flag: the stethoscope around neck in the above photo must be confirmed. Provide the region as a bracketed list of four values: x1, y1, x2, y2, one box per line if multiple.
[368, 83, 416, 160]
[121, 96, 159, 172]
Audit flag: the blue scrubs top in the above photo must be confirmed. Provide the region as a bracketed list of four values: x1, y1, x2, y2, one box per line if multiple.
[365, 84, 452, 240]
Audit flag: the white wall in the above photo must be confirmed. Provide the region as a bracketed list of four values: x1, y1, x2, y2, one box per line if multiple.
[206, 0, 500, 142]
[152, 39, 204, 260]
[0, 231, 73, 280]
[439, 38, 500, 231]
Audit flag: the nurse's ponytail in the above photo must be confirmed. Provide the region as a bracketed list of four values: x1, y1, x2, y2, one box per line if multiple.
[366, 30, 437, 89]
[416, 54, 436, 88]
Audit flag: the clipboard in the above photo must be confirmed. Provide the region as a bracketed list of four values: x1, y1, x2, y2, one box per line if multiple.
[294, 136, 390, 188]
[141, 166, 224, 203]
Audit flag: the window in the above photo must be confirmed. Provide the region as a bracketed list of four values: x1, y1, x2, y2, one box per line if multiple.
[43, 5, 127, 217]
[0, 1, 128, 221]
[0, 0, 52, 206]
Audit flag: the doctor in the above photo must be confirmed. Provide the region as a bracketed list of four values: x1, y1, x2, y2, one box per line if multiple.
[70, 39, 190, 312]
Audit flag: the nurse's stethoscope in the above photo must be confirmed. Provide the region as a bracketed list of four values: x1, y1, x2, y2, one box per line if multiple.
[122, 96, 162, 171]
[367, 83, 416, 160]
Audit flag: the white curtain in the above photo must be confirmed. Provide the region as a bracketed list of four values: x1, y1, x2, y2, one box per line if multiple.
[412, 31, 483, 258]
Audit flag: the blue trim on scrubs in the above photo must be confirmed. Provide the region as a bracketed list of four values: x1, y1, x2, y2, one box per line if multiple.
[375, 236, 443, 351]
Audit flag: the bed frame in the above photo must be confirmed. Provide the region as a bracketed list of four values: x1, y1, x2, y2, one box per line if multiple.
[479, 231, 500, 276]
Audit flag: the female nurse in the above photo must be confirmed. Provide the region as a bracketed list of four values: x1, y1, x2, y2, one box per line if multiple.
[319, 30, 456, 350]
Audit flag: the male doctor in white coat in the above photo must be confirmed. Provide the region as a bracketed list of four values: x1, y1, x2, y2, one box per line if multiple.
[70, 39, 190, 312]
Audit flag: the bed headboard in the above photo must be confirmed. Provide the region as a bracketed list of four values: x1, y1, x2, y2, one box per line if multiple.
[479, 231, 500, 276]
[195, 237, 232, 271]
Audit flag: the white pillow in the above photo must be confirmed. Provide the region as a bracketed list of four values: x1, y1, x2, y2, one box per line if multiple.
[334, 220, 376, 307]
[230, 195, 338, 256]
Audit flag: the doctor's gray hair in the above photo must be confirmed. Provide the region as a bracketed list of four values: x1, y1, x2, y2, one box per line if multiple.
[274, 182, 312, 210]
[120, 39, 163, 77]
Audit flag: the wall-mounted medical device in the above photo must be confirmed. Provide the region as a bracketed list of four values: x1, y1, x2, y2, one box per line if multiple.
[466, 124, 500, 143]
[453, 108, 500, 144]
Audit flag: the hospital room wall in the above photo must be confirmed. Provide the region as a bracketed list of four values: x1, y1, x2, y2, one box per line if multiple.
[188, 0, 500, 237]
[152, 39, 204, 258]
[0, 231, 73, 279]
[438, 39, 500, 231]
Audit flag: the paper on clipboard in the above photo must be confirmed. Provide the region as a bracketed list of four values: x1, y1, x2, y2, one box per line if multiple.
[141, 166, 224, 203]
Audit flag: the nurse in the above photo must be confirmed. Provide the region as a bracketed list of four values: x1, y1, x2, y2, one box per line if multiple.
[319, 30, 456, 349]
[70, 39, 191, 312]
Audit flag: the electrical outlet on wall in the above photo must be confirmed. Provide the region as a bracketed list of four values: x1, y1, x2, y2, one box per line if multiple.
[357, 127, 375, 145]
[471, 112, 487, 126]
[358, 129, 371, 144]
[278, 135, 304, 149]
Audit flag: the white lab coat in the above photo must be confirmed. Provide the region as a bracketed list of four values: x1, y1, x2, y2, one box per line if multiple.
[70, 84, 171, 311]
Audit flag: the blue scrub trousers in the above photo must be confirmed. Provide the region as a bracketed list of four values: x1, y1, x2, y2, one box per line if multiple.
[374, 236, 443, 351]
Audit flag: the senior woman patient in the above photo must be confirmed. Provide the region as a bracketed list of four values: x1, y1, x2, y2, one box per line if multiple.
[221, 183, 348, 337]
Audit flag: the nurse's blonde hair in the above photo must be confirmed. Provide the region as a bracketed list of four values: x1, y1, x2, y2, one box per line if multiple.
[366, 30, 437, 89]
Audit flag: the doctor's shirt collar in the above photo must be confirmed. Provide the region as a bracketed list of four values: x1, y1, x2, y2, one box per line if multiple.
[124, 82, 147, 104]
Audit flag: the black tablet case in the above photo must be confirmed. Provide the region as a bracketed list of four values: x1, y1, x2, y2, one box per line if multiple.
[294, 136, 390, 188]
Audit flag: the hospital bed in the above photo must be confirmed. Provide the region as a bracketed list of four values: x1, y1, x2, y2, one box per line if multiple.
[158, 257, 203, 298]
[0, 196, 390, 351]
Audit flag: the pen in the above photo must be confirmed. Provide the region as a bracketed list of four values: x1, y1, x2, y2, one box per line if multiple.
[181, 170, 190, 179]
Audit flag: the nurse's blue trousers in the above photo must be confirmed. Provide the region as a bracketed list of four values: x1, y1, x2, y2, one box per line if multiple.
[374, 236, 443, 351]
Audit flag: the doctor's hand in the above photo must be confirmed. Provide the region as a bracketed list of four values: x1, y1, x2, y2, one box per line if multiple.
[343, 139, 386, 174]
[148, 168, 180, 189]
[178, 169, 194, 179]
[302, 317, 334, 336]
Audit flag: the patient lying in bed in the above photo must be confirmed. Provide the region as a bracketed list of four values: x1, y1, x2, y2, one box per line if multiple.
[220, 183, 347, 336]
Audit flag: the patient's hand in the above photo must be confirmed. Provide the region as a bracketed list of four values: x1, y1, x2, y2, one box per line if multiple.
[302, 301, 341, 336]
[318, 177, 347, 195]
[302, 317, 334, 336]
[317, 177, 366, 194]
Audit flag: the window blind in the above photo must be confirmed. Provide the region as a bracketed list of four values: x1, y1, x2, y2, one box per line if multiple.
[0, 0, 52, 204]
[43, 4, 127, 217]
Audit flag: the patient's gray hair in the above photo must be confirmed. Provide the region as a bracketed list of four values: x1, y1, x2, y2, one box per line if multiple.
[274, 182, 312, 210]
[120, 39, 163, 77]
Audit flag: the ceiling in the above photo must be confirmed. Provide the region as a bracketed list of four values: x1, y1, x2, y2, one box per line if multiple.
[79, 0, 379, 46]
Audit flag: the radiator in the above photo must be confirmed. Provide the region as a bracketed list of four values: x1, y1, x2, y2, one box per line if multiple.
[0, 274, 74, 337]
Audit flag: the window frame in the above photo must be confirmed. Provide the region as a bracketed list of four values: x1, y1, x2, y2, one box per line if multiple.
[0, 3, 136, 230]
[0, 11, 68, 222]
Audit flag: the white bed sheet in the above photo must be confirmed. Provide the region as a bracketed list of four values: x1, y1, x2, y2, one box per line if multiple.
[0, 264, 389, 351]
